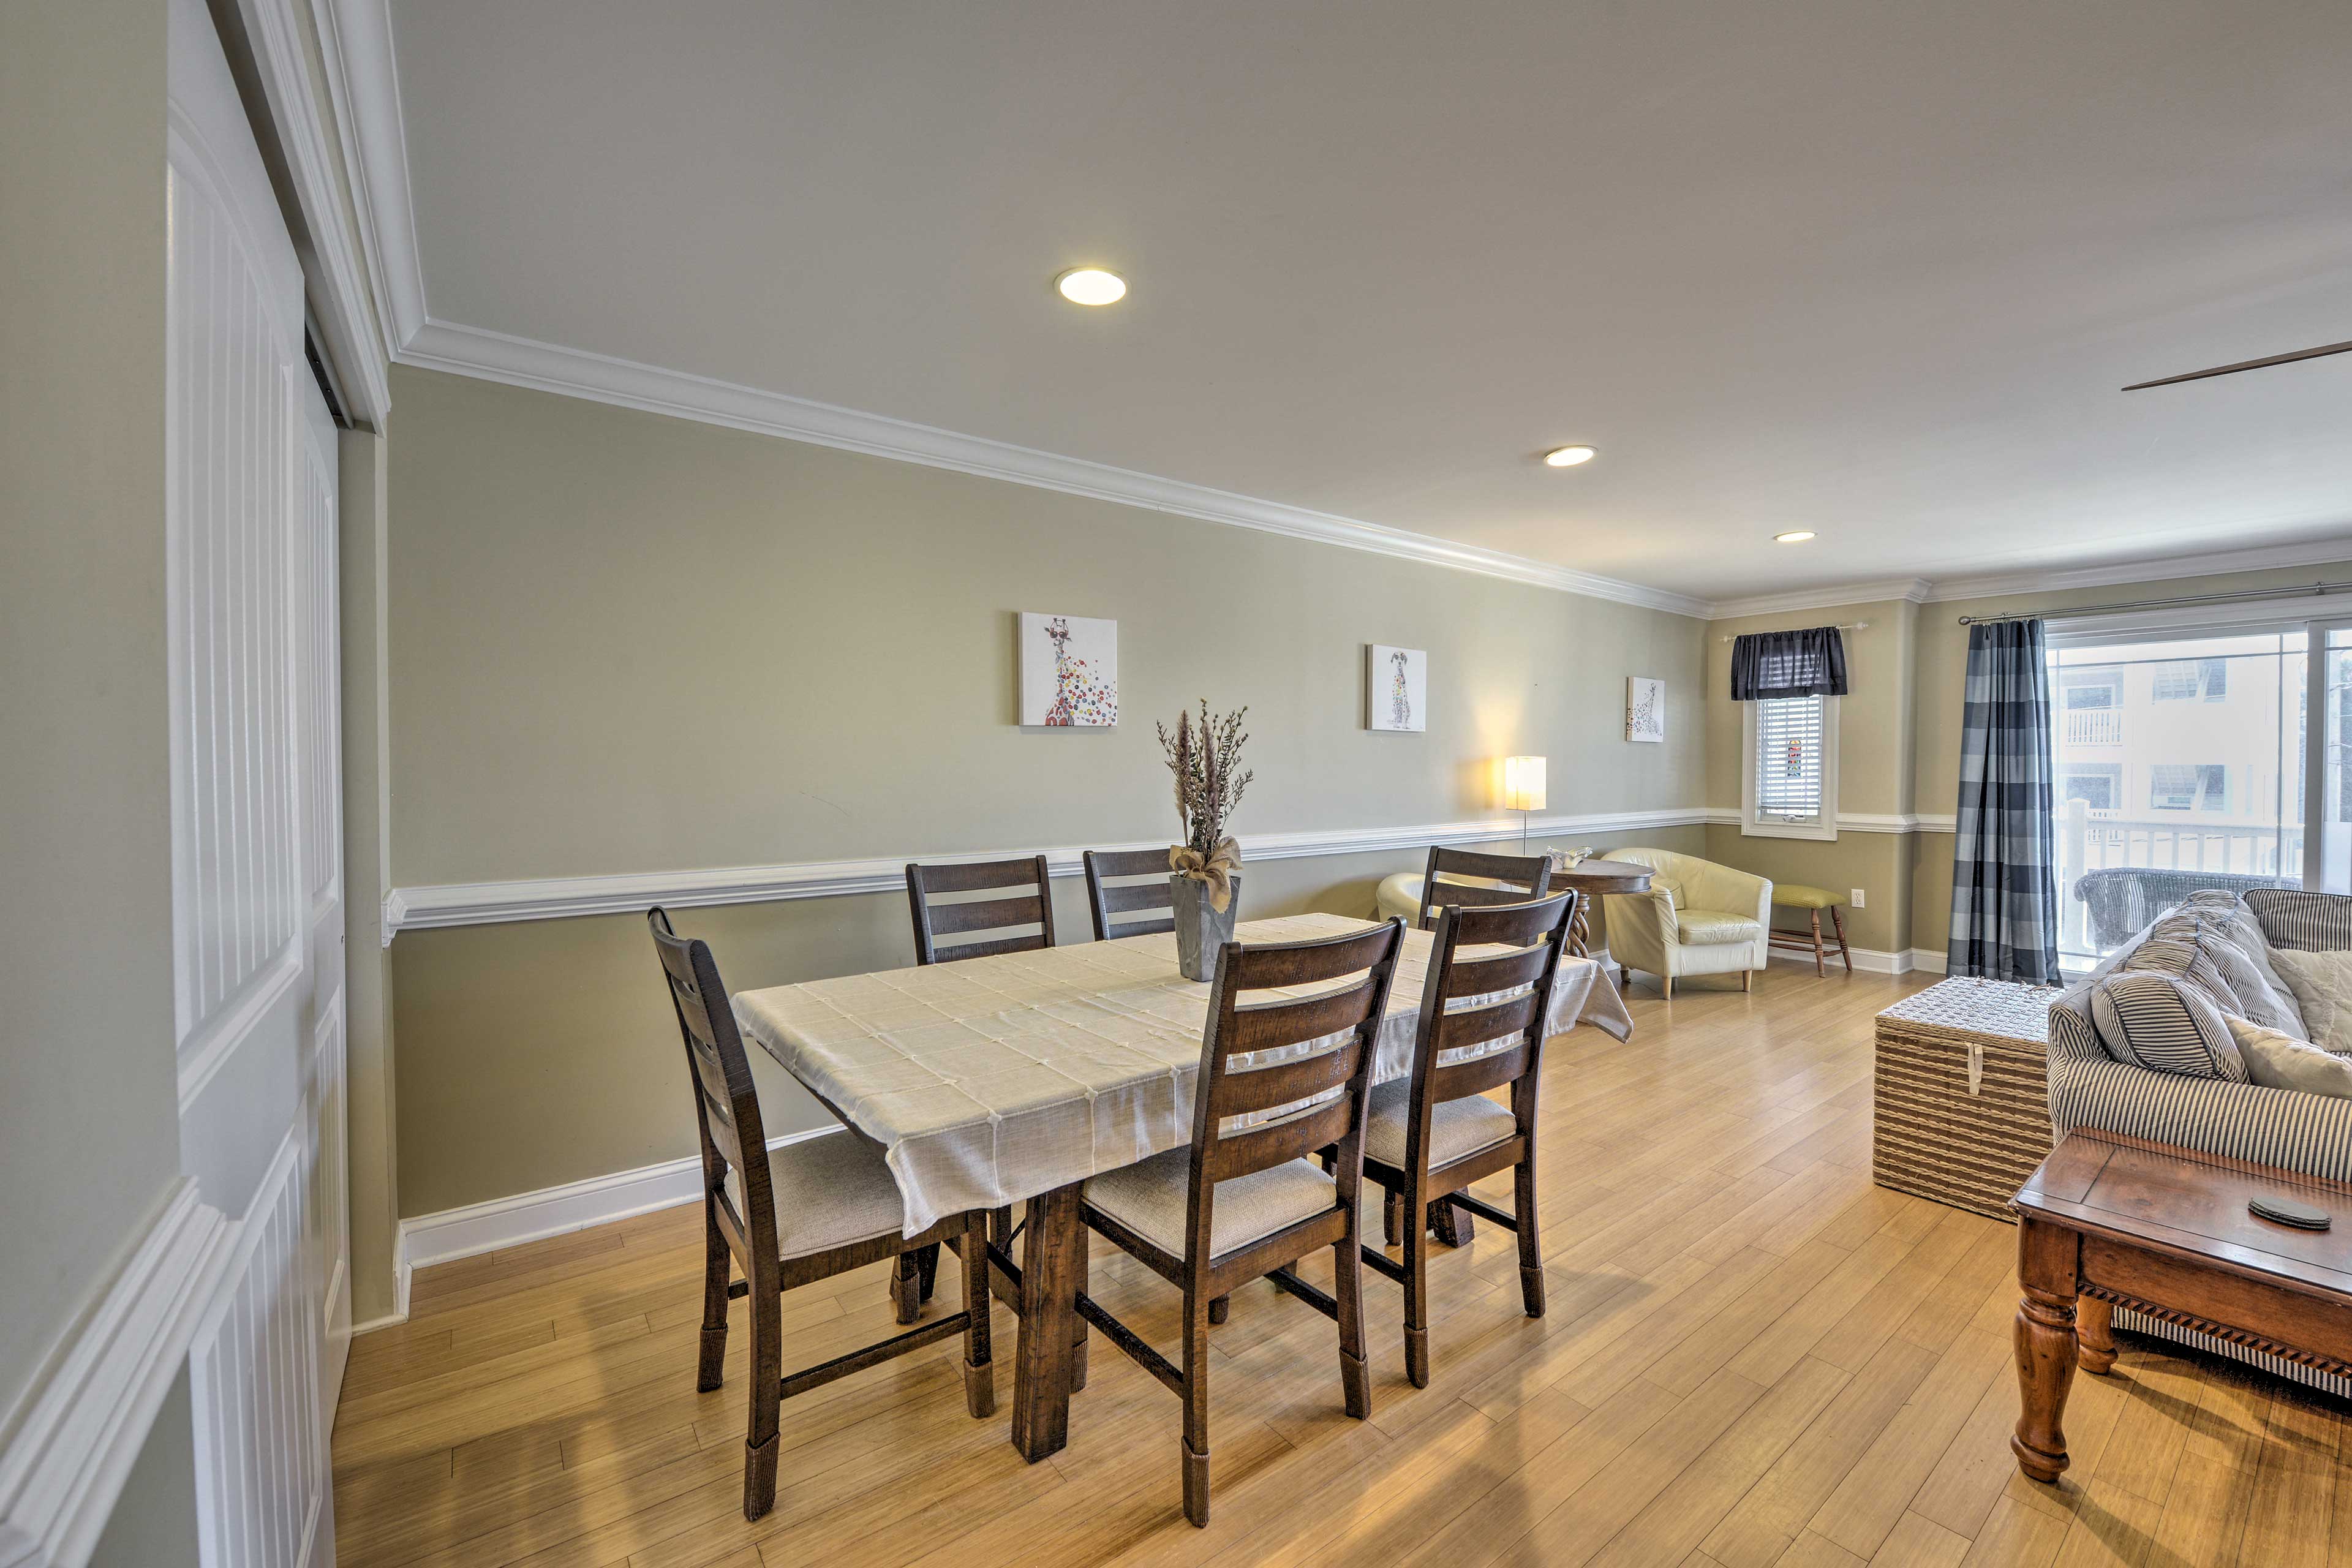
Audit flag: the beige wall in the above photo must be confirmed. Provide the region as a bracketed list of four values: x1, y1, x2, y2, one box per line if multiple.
[382, 365, 1709, 1216]
[0, 0, 184, 1419]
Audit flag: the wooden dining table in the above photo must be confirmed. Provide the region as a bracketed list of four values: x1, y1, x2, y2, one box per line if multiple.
[731, 911, 1612, 1462]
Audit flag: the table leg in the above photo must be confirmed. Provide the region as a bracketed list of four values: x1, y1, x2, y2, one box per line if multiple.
[1431, 1193, 1474, 1248]
[1567, 902, 1593, 959]
[2011, 1218, 2081, 1483]
[1011, 1183, 1085, 1463]
[2078, 1295, 2116, 1376]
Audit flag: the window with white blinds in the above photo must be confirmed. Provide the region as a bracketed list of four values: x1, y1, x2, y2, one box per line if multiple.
[1744, 693, 1839, 839]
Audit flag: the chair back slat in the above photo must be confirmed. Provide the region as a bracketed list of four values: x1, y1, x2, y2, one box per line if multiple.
[1227, 973, 1383, 1054]
[925, 892, 1048, 937]
[1395, 892, 1574, 1174]
[1434, 990, 1539, 1055]
[1442, 939, 1555, 998]
[1417, 846, 1551, 930]
[1205, 1095, 1357, 1182]
[1084, 847, 1179, 941]
[907, 856, 1056, 963]
[1428, 1040, 1532, 1103]
[1179, 919, 1406, 1246]
[1214, 1035, 1365, 1118]
[648, 908, 775, 1264]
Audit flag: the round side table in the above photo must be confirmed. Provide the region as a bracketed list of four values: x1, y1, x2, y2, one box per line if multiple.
[1548, 857, 1654, 961]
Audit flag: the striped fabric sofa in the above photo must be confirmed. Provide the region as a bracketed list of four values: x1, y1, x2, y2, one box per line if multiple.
[2047, 886, 2352, 1395]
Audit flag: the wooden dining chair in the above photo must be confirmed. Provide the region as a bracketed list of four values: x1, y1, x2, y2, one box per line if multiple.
[1076, 918, 1406, 1526]
[1083, 846, 1177, 941]
[1357, 891, 1575, 1387]
[1414, 845, 1553, 930]
[648, 907, 995, 1521]
[906, 856, 1057, 963]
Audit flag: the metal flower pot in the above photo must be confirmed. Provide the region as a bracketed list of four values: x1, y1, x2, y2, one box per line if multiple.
[1171, 873, 1240, 982]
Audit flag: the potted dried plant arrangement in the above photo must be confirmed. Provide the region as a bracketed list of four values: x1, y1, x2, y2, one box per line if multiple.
[1158, 701, 1253, 981]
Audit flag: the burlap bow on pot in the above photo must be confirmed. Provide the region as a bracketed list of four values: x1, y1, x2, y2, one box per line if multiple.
[1169, 838, 1242, 912]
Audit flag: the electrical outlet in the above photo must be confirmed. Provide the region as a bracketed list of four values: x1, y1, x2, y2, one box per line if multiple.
[1850, 888, 1866, 908]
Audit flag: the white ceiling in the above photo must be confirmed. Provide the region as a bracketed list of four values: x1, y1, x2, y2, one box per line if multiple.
[383, 0, 2352, 604]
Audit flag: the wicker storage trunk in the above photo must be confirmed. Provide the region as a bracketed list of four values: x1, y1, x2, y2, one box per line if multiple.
[1872, 978, 2056, 1221]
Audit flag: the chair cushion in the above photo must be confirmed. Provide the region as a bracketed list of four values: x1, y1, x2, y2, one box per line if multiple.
[1773, 885, 1841, 910]
[2269, 948, 2352, 1056]
[2088, 972, 2249, 1083]
[727, 1129, 910, 1262]
[1085, 1147, 1337, 1261]
[2226, 1016, 2352, 1098]
[1675, 911, 1763, 946]
[1362, 1079, 1517, 1170]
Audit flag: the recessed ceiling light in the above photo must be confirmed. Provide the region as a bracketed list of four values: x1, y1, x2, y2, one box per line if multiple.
[1774, 530, 1817, 543]
[1055, 268, 1127, 306]
[1543, 445, 1597, 467]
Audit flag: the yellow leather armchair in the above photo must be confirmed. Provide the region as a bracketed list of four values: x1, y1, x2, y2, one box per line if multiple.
[1604, 847, 1773, 998]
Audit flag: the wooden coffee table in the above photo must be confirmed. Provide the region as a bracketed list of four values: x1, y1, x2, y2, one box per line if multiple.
[2009, 1130, 2352, 1483]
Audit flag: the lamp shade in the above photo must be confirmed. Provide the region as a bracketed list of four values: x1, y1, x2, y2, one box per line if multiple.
[1502, 755, 1547, 813]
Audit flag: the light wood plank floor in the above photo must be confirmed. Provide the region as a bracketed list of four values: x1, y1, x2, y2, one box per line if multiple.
[334, 967, 2352, 1567]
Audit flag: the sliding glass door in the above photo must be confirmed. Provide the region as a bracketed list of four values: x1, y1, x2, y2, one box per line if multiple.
[2046, 623, 2314, 962]
[2311, 624, 2352, 897]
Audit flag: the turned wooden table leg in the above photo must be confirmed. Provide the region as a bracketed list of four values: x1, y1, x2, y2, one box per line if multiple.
[2078, 1295, 2116, 1375]
[2011, 1217, 2082, 1484]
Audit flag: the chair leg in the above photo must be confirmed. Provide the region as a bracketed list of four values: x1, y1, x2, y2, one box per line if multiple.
[959, 1227, 995, 1418]
[741, 1283, 782, 1520]
[892, 1250, 921, 1325]
[1333, 1231, 1371, 1420]
[1662, 973, 1673, 1001]
[1403, 1191, 1431, 1389]
[916, 1242, 940, 1305]
[1513, 1156, 1545, 1318]
[1430, 1192, 1474, 1248]
[1384, 1188, 1404, 1249]
[697, 1198, 730, 1393]
[1811, 909, 1825, 978]
[1830, 904, 1853, 974]
[1208, 1294, 1230, 1325]
[1181, 1292, 1212, 1527]
[1741, 969, 1752, 993]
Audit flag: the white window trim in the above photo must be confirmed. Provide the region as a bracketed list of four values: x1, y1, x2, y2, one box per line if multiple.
[1742, 694, 1840, 841]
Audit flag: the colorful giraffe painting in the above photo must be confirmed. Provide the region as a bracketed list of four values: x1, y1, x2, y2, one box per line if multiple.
[1389, 650, 1412, 729]
[1019, 612, 1118, 726]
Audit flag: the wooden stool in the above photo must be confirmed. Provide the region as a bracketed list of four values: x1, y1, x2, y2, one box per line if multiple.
[1768, 884, 1851, 976]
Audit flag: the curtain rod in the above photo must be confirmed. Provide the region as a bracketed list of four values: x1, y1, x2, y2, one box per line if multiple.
[1958, 579, 2352, 625]
[1716, 619, 1868, 643]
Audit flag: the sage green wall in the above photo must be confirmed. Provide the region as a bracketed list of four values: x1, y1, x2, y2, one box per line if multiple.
[383, 365, 1708, 1217]
[0, 0, 184, 1425]
[1906, 554, 2352, 955]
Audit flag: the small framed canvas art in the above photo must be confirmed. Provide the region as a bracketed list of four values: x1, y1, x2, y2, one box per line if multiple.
[1626, 676, 1665, 743]
[1367, 646, 1427, 732]
[1019, 612, 1118, 726]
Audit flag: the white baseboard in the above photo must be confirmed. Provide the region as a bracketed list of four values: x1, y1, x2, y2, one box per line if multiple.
[0, 1182, 233, 1568]
[1766, 944, 1947, 976]
[365, 1125, 842, 1333]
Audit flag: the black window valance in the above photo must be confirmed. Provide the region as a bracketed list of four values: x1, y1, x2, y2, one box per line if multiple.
[1731, 625, 1849, 701]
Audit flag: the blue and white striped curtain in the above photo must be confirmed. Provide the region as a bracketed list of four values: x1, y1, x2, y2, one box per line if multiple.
[1948, 619, 2061, 984]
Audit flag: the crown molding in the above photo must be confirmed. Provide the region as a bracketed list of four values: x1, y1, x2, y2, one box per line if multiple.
[1918, 536, 2352, 604]
[231, 0, 391, 423]
[1703, 579, 1932, 620]
[0, 1183, 233, 1568]
[396, 318, 1714, 615]
[319, 0, 425, 360]
[381, 805, 1714, 941]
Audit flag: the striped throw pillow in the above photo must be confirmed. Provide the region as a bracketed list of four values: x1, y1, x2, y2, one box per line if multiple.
[2088, 972, 2250, 1082]
[2244, 889, 2352, 953]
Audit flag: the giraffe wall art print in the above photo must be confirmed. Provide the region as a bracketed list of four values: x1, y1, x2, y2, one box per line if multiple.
[1017, 612, 1118, 726]
[1365, 644, 1427, 732]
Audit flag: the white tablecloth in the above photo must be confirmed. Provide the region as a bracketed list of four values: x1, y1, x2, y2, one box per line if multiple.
[733, 913, 1619, 1235]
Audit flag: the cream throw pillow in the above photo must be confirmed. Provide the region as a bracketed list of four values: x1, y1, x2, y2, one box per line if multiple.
[2225, 1015, 2352, 1099]
[2267, 947, 2352, 1055]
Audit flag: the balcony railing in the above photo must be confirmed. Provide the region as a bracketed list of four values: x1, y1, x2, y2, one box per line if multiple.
[2062, 708, 2122, 746]
[2056, 797, 2299, 954]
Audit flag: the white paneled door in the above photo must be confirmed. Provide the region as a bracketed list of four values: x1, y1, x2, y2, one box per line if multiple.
[167, 0, 349, 1560]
